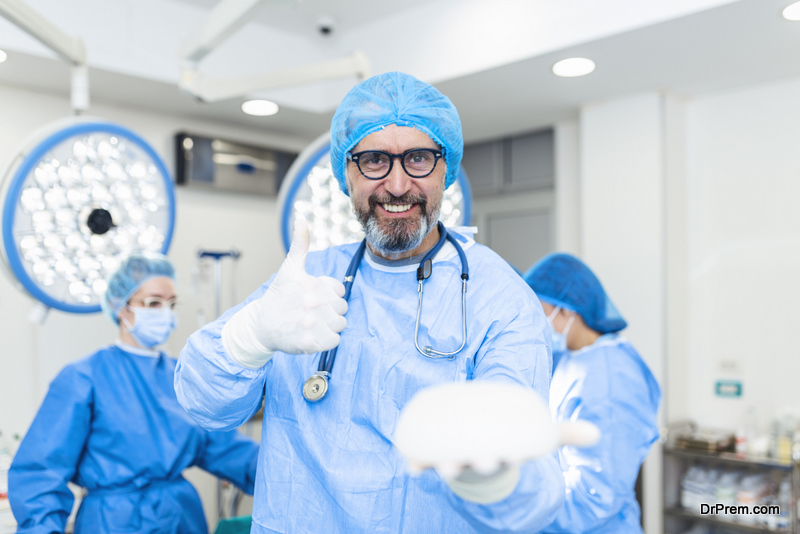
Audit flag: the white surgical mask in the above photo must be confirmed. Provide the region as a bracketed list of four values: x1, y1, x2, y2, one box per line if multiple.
[122, 307, 177, 348]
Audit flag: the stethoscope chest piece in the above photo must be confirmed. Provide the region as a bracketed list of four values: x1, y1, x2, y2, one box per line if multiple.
[303, 372, 330, 402]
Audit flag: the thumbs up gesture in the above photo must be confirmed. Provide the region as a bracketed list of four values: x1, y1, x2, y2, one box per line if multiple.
[221, 218, 349, 368]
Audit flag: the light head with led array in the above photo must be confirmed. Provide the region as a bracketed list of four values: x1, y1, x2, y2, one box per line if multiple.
[0, 118, 175, 316]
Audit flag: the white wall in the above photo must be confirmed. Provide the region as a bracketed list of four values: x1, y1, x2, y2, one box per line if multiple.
[568, 75, 800, 533]
[554, 119, 581, 254]
[580, 93, 668, 534]
[0, 83, 312, 529]
[684, 75, 800, 433]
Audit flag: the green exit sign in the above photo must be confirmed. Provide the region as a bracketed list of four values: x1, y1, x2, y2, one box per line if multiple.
[715, 380, 742, 398]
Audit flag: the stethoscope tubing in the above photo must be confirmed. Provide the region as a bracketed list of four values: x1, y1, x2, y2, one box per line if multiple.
[312, 222, 469, 384]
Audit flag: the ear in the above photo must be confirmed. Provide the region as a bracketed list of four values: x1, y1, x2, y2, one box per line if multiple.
[118, 306, 133, 328]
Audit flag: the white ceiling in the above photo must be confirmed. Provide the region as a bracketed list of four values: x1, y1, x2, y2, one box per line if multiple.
[0, 0, 798, 144]
[170, 0, 434, 38]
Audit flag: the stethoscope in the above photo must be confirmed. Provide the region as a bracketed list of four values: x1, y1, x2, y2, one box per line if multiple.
[302, 222, 470, 402]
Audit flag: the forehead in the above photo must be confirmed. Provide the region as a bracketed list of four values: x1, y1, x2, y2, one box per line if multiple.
[132, 276, 175, 298]
[352, 124, 438, 153]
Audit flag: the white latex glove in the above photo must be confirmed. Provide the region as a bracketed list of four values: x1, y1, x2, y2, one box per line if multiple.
[393, 381, 600, 504]
[222, 218, 348, 368]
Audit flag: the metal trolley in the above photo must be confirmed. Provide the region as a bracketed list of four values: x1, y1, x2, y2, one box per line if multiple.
[663, 422, 800, 534]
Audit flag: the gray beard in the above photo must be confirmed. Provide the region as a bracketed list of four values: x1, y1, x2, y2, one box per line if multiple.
[364, 215, 431, 258]
[355, 201, 441, 258]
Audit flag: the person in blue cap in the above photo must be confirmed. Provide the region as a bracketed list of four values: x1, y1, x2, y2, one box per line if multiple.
[10, 254, 259, 534]
[175, 72, 566, 533]
[524, 253, 661, 533]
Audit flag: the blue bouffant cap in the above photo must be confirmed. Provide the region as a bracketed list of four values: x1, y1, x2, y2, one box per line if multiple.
[330, 72, 463, 195]
[523, 253, 627, 334]
[101, 253, 175, 325]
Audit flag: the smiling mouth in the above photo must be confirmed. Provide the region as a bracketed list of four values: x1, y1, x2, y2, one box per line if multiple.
[381, 203, 414, 213]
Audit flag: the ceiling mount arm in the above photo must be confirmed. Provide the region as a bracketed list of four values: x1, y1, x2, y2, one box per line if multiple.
[0, 0, 89, 111]
[180, 0, 266, 64]
[180, 50, 371, 103]
[0, 0, 85, 65]
[179, 0, 370, 103]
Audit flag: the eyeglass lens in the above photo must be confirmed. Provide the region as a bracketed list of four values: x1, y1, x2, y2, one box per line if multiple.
[141, 296, 177, 309]
[358, 149, 438, 178]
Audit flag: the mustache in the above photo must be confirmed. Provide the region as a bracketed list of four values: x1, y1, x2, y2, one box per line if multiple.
[367, 193, 428, 213]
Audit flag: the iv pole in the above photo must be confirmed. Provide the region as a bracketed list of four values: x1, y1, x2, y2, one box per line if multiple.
[196, 249, 243, 522]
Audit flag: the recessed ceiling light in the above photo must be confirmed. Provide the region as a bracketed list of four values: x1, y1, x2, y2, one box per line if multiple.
[242, 99, 279, 116]
[552, 58, 596, 78]
[0, 50, 7, 63]
[783, 1, 800, 20]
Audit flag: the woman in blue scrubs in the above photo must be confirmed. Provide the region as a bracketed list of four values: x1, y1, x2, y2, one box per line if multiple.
[524, 253, 661, 533]
[10, 254, 259, 533]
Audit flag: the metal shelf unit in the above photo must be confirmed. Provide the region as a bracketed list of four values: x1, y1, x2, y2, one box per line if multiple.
[664, 445, 798, 534]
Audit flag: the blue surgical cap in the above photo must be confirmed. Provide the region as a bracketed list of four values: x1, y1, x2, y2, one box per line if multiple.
[523, 253, 627, 334]
[101, 253, 175, 324]
[330, 71, 463, 195]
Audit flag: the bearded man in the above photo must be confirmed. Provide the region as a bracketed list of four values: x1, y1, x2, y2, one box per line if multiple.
[175, 72, 564, 534]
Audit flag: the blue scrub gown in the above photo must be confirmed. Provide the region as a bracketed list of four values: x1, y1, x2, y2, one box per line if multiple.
[543, 334, 661, 533]
[176, 234, 566, 534]
[10, 343, 259, 534]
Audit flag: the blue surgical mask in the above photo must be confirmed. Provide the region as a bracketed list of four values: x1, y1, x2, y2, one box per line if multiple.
[546, 306, 575, 355]
[123, 307, 177, 348]
[550, 329, 568, 354]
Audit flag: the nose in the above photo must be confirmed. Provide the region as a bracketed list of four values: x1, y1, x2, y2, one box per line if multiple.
[382, 158, 413, 197]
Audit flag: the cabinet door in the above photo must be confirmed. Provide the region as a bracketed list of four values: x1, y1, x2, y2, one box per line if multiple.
[507, 131, 554, 191]
[486, 210, 552, 272]
[461, 140, 503, 195]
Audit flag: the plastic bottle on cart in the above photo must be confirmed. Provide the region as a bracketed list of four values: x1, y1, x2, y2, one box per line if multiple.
[715, 471, 740, 519]
[776, 477, 791, 529]
[737, 473, 767, 525]
[680, 466, 698, 510]
[779, 415, 794, 463]
[704, 468, 721, 507]
[770, 419, 782, 460]
[793, 429, 800, 463]
[681, 465, 706, 512]
[735, 428, 747, 458]
[758, 481, 778, 529]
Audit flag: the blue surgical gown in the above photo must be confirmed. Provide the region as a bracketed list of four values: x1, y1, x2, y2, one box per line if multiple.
[543, 334, 661, 533]
[9, 343, 259, 534]
[175, 236, 566, 534]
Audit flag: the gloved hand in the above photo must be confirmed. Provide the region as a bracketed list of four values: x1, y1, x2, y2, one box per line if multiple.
[393, 381, 600, 504]
[222, 218, 348, 368]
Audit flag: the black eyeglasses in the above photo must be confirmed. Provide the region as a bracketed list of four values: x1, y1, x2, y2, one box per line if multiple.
[346, 148, 444, 180]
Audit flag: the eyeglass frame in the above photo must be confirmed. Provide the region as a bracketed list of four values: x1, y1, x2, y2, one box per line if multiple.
[126, 296, 178, 310]
[345, 148, 444, 180]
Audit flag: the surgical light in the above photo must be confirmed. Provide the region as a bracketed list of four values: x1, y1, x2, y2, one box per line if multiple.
[1, 118, 175, 315]
[0, 49, 6, 63]
[783, 2, 800, 20]
[242, 100, 279, 116]
[552, 58, 596, 78]
[277, 133, 472, 253]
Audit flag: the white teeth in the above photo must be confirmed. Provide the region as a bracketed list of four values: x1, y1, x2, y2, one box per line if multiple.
[382, 203, 412, 213]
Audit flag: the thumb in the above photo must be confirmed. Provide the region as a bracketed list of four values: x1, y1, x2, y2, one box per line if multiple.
[286, 217, 310, 272]
[558, 420, 600, 448]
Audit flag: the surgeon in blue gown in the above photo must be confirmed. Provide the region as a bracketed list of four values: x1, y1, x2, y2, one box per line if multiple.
[175, 72, 565, 534]
[10, 254, 259, 534]
[524, 253, 661, 533]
